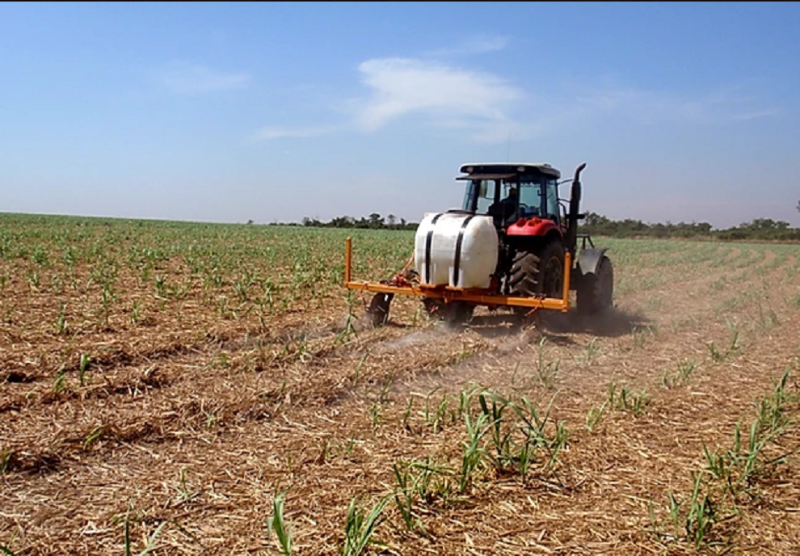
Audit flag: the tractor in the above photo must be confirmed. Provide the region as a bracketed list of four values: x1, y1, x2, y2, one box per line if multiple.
[343, 161, 614, 326]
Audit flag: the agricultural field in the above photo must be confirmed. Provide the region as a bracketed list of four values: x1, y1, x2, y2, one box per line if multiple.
[1, 212, 800, 555]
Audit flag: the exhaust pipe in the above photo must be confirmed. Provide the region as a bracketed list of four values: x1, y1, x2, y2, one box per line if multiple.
[566, 162, 586, 256]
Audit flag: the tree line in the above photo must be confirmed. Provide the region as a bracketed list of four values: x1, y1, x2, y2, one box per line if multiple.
[297, 203, 800, 242]
[581, 213, 800, 241]
[300, 213, 418, 230]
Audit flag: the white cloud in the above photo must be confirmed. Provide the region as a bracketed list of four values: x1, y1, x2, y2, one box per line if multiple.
[251, 56, 524, 144]
[352, 57, 523, 134]
[159, 62, 250, 93]
[252, 125, 339, 140]
[574, 84, 778, 125]
[729, 109, 779, 121]
[250, 51, 778, 146]
[426, 35, 511, 57]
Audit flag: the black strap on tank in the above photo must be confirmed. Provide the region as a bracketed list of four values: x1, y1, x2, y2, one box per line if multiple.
[452, 215, 475, 287]
[424, 213, 444, 283]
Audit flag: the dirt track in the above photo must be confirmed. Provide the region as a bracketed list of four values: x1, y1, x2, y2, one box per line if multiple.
[1, 227, 799, 555]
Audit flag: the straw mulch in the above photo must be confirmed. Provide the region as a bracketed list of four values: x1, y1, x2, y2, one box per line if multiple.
[2, 251, 800, 555]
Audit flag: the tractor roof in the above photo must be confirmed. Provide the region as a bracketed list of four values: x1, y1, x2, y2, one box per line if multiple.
[457, 162, 561, 180]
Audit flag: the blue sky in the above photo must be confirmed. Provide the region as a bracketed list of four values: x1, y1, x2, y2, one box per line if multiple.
[2, 2, 799, 228]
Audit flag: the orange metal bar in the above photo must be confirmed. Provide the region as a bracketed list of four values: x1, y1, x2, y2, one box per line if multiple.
[562, 251, 572, 309]
[343, 239, 573, 312]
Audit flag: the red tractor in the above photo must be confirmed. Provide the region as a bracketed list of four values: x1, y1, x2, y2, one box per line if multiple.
[344, 162, 614, 326]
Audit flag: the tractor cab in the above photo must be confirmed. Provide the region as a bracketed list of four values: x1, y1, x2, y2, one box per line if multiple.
[457, 163, 563, 230]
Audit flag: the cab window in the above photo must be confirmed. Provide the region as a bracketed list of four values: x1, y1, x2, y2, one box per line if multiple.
[463, 180, 498, 213]
[517, 179, 543, 218]
[545, 178, 560, 222]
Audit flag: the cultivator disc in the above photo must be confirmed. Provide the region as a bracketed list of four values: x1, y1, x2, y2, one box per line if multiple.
[366, 292, 394, 327]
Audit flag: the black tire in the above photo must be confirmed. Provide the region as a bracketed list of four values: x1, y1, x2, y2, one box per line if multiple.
[422, 298, 474, 325]
[576, 255, 613, 315]
[443, 301, 475, 325]
[508, 241, 565, 299]
[422, 297, 443, 316]
[367, 292, 393, 327]
[508, 251, 539, 297]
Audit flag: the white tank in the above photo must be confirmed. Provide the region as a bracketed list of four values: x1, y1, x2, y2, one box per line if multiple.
[413, 212, 499, 289]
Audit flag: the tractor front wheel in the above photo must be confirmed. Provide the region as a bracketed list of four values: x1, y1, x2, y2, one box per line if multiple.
[443, 301, 475, 325]
[422, 298, 474, 325]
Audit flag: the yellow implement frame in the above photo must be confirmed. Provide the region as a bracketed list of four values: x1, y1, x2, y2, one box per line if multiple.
[343, 237, 572, 313]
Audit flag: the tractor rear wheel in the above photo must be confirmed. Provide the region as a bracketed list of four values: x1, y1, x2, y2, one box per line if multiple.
[576, 255, 613, 315]
[508, 241, 565, 299]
